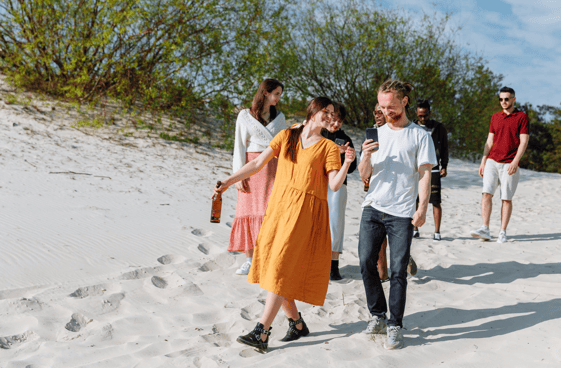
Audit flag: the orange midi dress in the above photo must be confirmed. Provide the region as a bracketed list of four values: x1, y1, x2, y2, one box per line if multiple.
[247, 129, 342, 306]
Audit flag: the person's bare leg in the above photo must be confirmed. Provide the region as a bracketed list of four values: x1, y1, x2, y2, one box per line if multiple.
[433, 203, 442, 233]
[281, 299, 303, 330]
[500, 200, 513, 231]
[331, 251, 339, 260]
[245, 249, 254, 258]
[377, 237, 388, 280]
[482, 193, 493, 227]
[258, 292, 285, 341]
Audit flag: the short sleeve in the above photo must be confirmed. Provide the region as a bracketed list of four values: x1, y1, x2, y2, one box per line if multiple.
[269, 129, 288, 158]
[520, 114, 530, 135]
[489, 115, 496, 134]
[417, 132, 438, 169]
[325, 141, 342, 173]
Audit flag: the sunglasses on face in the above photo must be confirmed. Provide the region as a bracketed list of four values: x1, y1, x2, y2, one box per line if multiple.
[417, 114, 429, 118]
[499, 98, 510, 102]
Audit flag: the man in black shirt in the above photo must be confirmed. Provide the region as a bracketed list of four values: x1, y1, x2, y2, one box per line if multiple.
[413, 100, 449, 241]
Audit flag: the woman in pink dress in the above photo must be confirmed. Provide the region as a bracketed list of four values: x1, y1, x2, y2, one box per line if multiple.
[229, 79, 286, 275]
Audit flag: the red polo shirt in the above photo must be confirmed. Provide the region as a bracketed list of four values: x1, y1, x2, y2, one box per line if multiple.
[488, 109, 530, 163]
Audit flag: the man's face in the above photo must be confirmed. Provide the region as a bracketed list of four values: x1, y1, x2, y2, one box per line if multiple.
[499, 92, 515, 110]
[374, 107, 386, 127]
[377, 92, 406, 124]
[417, 108, 430, 124]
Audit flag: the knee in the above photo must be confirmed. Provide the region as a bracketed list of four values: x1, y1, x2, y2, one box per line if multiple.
[482, 193, 493, 200]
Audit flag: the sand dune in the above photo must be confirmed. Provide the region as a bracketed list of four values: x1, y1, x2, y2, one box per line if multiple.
[1, 101, 560, 367]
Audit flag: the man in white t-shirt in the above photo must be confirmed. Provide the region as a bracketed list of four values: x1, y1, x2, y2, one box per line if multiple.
[358, 79, 437, 350]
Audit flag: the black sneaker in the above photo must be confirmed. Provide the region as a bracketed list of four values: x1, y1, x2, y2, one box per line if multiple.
[330, 260, 343, 280]
[237, 323, 271, 352]
[280, 312, 310, 342]
[413, 230, 420, 238]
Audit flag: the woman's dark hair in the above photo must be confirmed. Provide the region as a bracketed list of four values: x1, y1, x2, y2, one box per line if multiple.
[286, 96, 333, 163]
[251, 79, 284, 125]
[334, 102, 347, 122]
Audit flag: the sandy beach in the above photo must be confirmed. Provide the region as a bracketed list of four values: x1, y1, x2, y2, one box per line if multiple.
[1, 95, 560, 367]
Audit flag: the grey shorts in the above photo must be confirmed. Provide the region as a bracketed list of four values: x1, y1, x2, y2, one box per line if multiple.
[482, 159, 520, 200]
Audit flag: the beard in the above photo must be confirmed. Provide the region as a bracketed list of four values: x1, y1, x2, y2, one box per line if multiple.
[385, 111, 403, 123]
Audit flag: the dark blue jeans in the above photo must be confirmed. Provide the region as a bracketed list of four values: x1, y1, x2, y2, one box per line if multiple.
[358, 206, 413, 327]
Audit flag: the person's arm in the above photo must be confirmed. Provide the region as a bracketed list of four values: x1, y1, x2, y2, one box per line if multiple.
[412, 163, 432, 227]
[508, 133, 529, 175]
[213, 147, 275, 196]
[232, 112, 250, 192]
[479, 132, 495, 177]
[327, 145, 356, 192]
[358, 139, 378, 183]
[346, 135, 358, 174]
[440, 125, 449, 177]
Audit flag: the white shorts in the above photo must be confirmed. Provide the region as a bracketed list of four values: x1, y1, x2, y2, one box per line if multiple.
[482, 158, 520, 200]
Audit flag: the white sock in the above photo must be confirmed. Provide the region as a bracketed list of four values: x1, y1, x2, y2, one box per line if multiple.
[247, 257, 253, 264]
[482, 225, 489, 230]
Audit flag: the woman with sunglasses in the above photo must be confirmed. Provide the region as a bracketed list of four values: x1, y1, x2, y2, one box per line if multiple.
[213, 97, 356, 352]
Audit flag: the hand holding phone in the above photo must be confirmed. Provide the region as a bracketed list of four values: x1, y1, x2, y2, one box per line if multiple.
[334, 138, 345, 146]
[364, 128, 379, 152]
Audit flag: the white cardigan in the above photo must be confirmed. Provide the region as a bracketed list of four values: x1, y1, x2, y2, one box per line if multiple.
[232, 109, 286, 172]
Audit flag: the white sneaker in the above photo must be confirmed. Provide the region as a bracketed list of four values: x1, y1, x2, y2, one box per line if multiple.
[433, 233, 441, 241]
[384, 325, 404, 350]
[470, 226, 491, 241]
[362, 315, 387, 334]
[235, 260, 251, 275]
[497, 230, 508, 243]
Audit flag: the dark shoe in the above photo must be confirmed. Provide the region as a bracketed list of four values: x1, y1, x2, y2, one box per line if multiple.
[237, 323, 271, 352]
[407, 256, 417, 276]
[280, 312, 310, 342]
[413, 230, 420, 238]
[330, 260, 343, 280]
[381, 277, 390, 283]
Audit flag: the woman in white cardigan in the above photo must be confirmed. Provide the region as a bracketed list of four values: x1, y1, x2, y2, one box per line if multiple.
[229, 79, 286, 275]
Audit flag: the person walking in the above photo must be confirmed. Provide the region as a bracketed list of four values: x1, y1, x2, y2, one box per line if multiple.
[470, 86, 529, 243]
[358, 79, 437, 350]
[413, 99, 449, 241]
[213, 97, 356, 352]
[321, 103, 357, 280]
[229, 79, 286, 275]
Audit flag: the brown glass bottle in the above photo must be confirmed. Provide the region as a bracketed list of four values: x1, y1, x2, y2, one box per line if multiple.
[364, 178, 370, 192]
[210, 181, 222, 223]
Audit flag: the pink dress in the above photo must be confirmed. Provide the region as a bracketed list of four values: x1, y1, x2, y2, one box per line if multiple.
[228, 109, 286, 252]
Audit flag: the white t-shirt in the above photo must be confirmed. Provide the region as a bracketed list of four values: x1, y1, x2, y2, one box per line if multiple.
[361, 122, 437, 218]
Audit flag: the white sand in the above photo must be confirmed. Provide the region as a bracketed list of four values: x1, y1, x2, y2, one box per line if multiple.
[1, 99, 560, 368]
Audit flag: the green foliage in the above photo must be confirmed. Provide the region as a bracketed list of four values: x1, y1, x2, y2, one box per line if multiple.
[159, 132, 199, 144]
[75, 115, 104, 129]
[275, 0, 502, 156]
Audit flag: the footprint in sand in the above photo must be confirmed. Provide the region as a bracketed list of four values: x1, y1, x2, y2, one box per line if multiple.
[120, 266, 163, 280]
[184, 282, 204, 296]
[197, 243, 210, 255]
[157, 254, 186, 265]
[239, 348, 265, 357]
[191, 228, 212, 237]
[199, 253, 236, 272]
[69, 285, 106, 299]
[151, 274, 185, 289]
[0, 330, 38, 349]
[65, 313, 91, 332]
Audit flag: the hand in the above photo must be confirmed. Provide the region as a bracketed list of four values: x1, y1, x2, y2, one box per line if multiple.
[211, 180, 230, 198]
[507, 162, 518, 175]
[411, 209, 427, 228]
[337, 143, 348, 154]
[440, 168, 447, 178]
[344, 145, 355, 164]
[478, 161, 486, 178]
[362, 139, 379, 156]
[235, 179, 250, 193]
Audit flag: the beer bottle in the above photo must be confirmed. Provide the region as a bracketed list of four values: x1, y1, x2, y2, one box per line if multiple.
[364, 178, 369, 192]
[210, 181, 222, 223]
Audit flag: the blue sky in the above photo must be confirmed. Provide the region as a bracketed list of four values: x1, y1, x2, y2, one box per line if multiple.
[378, 0, 561, 109]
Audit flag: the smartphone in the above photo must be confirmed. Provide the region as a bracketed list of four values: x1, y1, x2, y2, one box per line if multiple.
[365, 128, 378, 151]
[334, 138, 346, 146]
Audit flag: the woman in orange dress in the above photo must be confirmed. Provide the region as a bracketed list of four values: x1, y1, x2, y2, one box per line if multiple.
[213, 97, 356, 352]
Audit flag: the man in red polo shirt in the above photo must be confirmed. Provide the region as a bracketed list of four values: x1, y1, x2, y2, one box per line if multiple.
[470, 86, 530, 243]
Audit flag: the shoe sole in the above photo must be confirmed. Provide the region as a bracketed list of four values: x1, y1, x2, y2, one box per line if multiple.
[470, 232, 491, 241]
[236, 336, 268, 353]
[384, 341, 404, 350]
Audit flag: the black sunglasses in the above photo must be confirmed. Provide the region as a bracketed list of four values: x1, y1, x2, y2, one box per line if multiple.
[499, 98, 510, 102]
